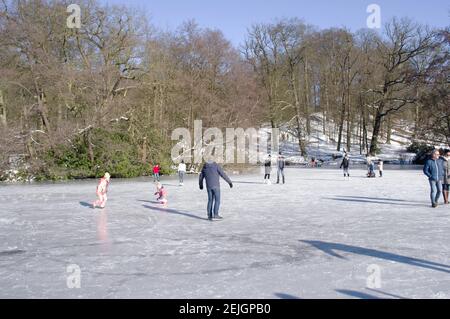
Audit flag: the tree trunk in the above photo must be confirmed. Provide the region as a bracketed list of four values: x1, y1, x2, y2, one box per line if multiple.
[0, 90, 6, 128]
[369, 111, 383, 156]
[36, 91, 52, 139]
[386, 115, 392, 144]
[296, 116, 307, 156]
[86, 130, 95, 165]
[336, 90, 346, 152]
[142, 136, 148, 164]
[303, 57, 311, 135]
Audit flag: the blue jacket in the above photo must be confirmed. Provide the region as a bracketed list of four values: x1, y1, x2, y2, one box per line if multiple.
[423, 158, 445, 181]
[277, 156, 286, 170]
[199, 161, 233, 190]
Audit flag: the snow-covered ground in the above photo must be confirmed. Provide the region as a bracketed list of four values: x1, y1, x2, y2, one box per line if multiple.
[1, 168, 450, 299]
[272, 113, 418, 165]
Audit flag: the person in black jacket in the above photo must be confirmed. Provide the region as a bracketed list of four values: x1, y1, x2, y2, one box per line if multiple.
[277, 152, 286, 184]
[340, 155, 350, 178]
[264, 155, 272, 184]
[199, 161, 233, 220]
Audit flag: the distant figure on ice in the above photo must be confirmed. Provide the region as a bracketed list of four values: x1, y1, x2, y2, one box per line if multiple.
[178, 160, 187, 186]
[277, 152, 286, 184]
[153, 164, 161, 182]
[367, 158, 376, 178]
[154, 182, 168, 205]
[441, 150, 450, 205]
[264, 155, 272, 184]
[378, 161, 384, 177]
[340, 154, 350, 178]
[199, 161, 233, 221]
[93, 173, 111, 209]
[423, 149, 445, 208]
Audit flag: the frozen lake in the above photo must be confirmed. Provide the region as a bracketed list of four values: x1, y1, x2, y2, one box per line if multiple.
[1, 168, 449, 299]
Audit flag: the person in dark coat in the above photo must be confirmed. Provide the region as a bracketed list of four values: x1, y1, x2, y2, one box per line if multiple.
[264, 155, 272, 184]
[423, 149, 445, 208]
[199, 161, 233, 220]
[442, 150, 450, 204]
[277, 152, 286, 184]
[340, 154, 350, 178]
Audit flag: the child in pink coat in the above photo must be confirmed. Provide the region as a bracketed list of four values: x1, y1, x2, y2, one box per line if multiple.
[154, 182, 168, 205]
[93, 173, 111, 209]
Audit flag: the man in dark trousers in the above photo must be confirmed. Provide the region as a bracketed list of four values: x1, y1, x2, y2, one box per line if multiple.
[423, 149, 445, 208]
[199, 161, 233, 220]
[340, 154, 350, 178]
[277, 152, 286, 184]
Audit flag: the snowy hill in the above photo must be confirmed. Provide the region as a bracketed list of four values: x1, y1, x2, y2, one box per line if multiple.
[265, 113, 417, 166]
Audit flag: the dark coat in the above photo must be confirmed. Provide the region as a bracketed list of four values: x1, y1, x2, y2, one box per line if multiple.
[340, 157, 350, 169]
[277, 156, 286, 170]
[199, 161, 232, 190]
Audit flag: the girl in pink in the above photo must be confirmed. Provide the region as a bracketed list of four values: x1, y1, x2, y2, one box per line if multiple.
[93, 173, 111, 209]
[154, 182, 168, 205]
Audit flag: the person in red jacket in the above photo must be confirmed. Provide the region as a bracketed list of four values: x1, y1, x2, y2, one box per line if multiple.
[93, 173, 111, 209]
[152, 164, 161, 182]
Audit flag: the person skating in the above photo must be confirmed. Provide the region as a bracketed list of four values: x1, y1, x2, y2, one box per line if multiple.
[199, 160, 233, 221]
[442, 150, 450, 205]
[154, 182, 168, 205]
[277, 152, 286, 184]
[367, 158, 376, 178]
[378, 161, 384, 177]
[93, 173, 111, 209]
[178, 160, 187, 186]
[423, 149, 445, 208]
[153, 164, 161, 182]
[264, 155, 272, 184]
[340, 154, 350, 178]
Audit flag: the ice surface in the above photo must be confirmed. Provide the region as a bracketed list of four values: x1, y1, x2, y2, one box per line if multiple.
[1, 168, 449, 299]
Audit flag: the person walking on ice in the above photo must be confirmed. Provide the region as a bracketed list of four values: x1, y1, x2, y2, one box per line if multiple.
[199, 160, 233, 221]
[340, 154, 350, 178]
[178, 160, 187, 186]
[423, 149, 445, 208]
[93, 173, 111, 209]
[378, 160, 384, 177]
[277, 152, 286, 184]
[264, 155, 272, 184]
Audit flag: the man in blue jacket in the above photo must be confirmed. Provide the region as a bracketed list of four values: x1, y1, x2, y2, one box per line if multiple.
[423, 149, 445, 208]
[199, 161, 233, 220]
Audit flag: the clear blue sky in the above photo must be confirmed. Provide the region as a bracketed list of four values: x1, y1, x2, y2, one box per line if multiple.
[101, 0, 449, 45]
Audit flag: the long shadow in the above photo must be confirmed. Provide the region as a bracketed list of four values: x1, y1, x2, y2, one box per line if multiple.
[0, 249, 26, 257]
[324, 197, 429, 208]
[233, 181, 266, 185]
[274, 292, 302, 299]
[138, 200, 162, 205]
[337, 196, 424, 204]
[79, 201, 93, 209]
[336, 289, 380, 299]
[366, 288, 409, 300]
[161, 183, 181, 187]
[301, 240, 450, 274]
[143, 205, 209, 221]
